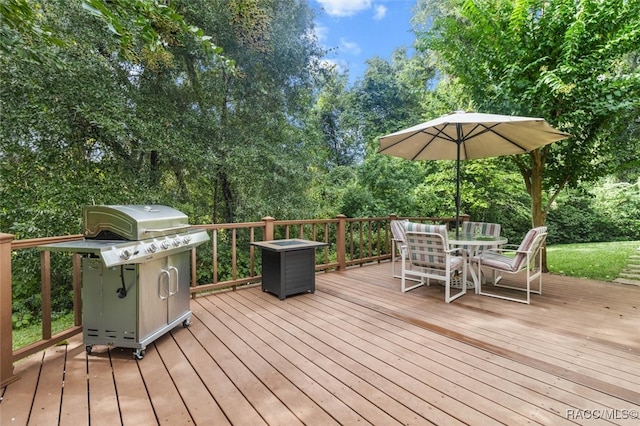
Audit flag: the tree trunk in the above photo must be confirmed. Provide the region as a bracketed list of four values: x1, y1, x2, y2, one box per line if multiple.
[150, 150, 160, 188]
[527, 149, 549, 272]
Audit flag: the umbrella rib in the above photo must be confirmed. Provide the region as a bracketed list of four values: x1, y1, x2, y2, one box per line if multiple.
[467, 123, 553, 153]
[411, 127, 456, 160]
[377, 131, 422, 153]
[482, 124, 529, 151]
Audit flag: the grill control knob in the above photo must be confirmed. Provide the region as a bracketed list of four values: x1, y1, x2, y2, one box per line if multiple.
[147, 243, 158, 253]
[182, 236, 191, 244]
[172, 238, 181, 247]
[161, 240, 171, 249]
[119, 249, 131, 260]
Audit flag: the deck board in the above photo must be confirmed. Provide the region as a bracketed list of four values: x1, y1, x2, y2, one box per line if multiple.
[2, 263, 640, 425]
[110, 347, 157, 425]
[58, 342, 90, 426]
[29, 343, 67, 425]
[137, 338, 193, 425]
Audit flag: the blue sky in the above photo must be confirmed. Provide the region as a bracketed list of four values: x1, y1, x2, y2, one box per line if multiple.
[312, 0, 417, 83]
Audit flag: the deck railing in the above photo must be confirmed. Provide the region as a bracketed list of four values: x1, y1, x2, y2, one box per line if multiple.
[0, 214, 465, 386]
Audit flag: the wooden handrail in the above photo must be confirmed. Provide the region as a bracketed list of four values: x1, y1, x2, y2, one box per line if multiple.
[0, 214, 465, 386]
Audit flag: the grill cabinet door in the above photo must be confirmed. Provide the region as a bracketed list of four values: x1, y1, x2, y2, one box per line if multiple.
[137, 253, 191, 341]
[167, 251, 190, 323]
[138, 258, 169, 340]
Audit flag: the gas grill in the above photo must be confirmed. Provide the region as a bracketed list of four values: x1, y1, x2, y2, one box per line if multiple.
[39, 205, 209, 359]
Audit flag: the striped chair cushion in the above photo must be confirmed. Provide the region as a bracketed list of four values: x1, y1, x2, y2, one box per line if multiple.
[512, 226, 547, 270]
[404, 222, 448, 240]
[461, 221, 501, 253]
[474, 226, 547, 272]
[390, 219, 409, 244]
[475, 251, 518, 272]
[403, 223, 459, 269]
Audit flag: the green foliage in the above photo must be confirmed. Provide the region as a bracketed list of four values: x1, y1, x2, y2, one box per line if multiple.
[10, 249, 74, 330]
[592, 178, 640, 237]
[0, 0, 67, 64]
[1, 0, 326, 234]
[12, 311, 34, 329]
[547, 179, 640, 244]
[81, 0, 227, 65]
[546, 190, 620, 243]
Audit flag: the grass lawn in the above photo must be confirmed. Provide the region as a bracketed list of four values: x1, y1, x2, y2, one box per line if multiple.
[547, 240, 640, 281]
[12, 313, 75, 350]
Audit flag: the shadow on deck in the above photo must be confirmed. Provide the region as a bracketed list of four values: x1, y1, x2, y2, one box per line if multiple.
[2, 262, 640, 425]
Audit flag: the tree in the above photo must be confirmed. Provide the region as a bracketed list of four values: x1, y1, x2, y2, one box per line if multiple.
[340, 51, 436, 217]
[1, 0, 326, 237]
[415, 0, 640, 267]
[173, 0, 326, 223]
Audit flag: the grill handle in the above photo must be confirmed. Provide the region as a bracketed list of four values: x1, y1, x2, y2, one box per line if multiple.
[158, 270, 170, 300]
[168, 266, 179, 296]
[144, 224, 191, 233]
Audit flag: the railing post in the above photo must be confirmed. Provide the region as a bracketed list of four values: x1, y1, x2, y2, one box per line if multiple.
[1, 233, 18, 386]
[262, 216, 275, 241]
[336, 215, 346, 271]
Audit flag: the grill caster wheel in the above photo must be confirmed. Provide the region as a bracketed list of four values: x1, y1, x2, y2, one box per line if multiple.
[182, 318, 191, 328]
[133, 349, 145, 360]
[86, 345, 92, 355]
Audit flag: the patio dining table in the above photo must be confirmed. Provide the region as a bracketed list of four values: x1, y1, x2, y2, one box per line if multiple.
[449, 232, 508, 292]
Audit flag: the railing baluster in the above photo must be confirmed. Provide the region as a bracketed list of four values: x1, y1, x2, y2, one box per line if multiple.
[232, 228, 237, 289]
[73, 254, 82, 326]
[213, 229, 218, 284]
[250, 227, 255, 277]
[40, 251, 52, 340]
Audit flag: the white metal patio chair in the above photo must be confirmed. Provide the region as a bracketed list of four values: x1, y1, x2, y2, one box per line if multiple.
[390, 219, 409, 278]
[460, 221, 502, 256]
[470, 226, 547, 304]
[461, 221, 503, 285]
[401, 223, 467, 303]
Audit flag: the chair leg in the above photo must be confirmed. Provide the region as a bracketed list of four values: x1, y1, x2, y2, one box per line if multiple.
[476, 260, 532, 304]
[445, 262, 466, 303]
[525, 266, 531, 304]
[401, 262, 426, 293]
[391, 241, 396, 276]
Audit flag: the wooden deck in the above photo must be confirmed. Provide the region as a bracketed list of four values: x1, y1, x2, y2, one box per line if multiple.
[2, 263, 640, 425]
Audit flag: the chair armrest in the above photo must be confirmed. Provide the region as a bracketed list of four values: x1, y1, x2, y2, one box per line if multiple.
[446, 247, 466, 257]
[483, 244, 517, 253]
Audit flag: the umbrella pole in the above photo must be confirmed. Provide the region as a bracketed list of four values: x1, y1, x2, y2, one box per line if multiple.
[455, 124, 462, 238]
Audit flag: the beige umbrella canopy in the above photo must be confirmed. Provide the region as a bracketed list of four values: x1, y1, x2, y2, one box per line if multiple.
[378, 111, 571, 234]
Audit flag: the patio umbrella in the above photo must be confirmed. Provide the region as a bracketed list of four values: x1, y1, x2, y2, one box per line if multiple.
[378, 111, 571, 236]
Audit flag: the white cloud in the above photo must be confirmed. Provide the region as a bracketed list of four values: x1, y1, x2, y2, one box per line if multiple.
[314, 23, 329, 43]
[373, 5, 387, 20]
[316, 0, 372, 17]
[323, 58, 350, 74]
[340, 38, 362, 55]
